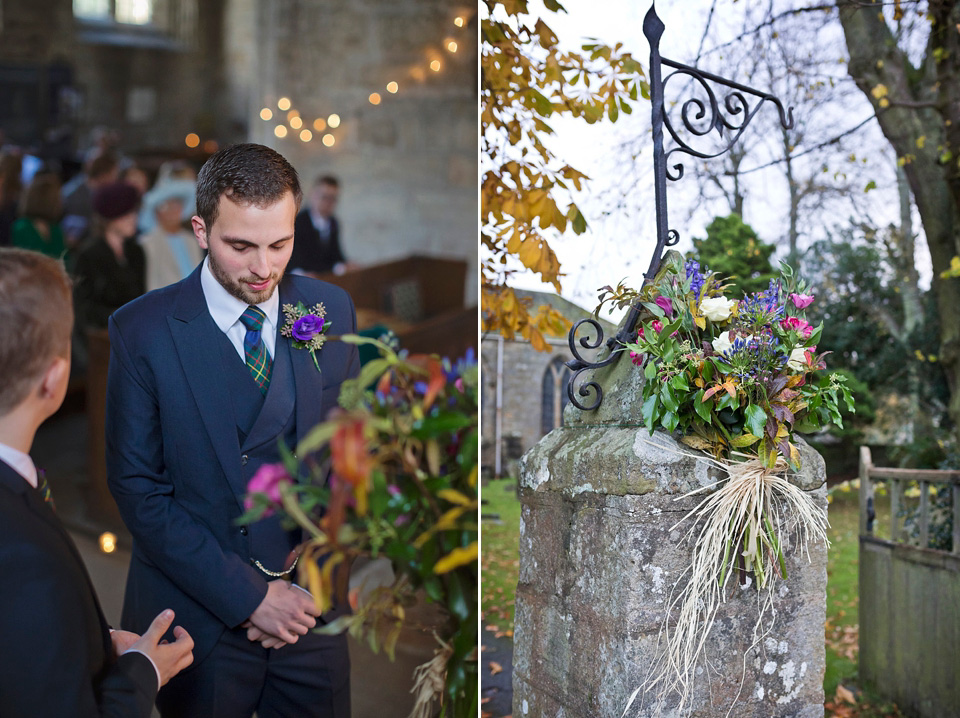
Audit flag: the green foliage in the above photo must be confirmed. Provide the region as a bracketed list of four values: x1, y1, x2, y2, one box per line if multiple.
[803, 232, 950, 428]
[692, 214, 776, 295]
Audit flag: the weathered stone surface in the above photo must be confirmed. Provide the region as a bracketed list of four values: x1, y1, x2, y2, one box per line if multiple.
[514, 416, 828, 717]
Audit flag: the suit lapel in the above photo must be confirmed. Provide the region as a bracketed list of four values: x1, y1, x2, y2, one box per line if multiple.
[280, 281, 326, 447]
[168, 268, 246, 504]
[0, 460, 113, 645]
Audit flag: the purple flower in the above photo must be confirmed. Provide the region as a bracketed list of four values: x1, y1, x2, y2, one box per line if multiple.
[292, 314, 324, 341]
[244, 462, 292, 515]
[655, 295, 675, 317]
[790, 293, 815, 309]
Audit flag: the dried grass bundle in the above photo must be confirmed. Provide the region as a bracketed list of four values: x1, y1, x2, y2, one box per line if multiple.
[624, 450, 829, 717]
[408, 634, 453, 718]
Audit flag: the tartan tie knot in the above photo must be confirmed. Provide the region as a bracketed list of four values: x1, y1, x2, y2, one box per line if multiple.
[240, 305, 266, 335]
[239, 306, 271, 395]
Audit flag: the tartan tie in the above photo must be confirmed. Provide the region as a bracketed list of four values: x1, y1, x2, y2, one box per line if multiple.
[239, 306, 272, 395]
[37, 469, 55, 511]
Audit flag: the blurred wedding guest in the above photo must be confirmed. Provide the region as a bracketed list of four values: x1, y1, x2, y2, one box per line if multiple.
[11, 173, 66, 261]
[138, 160, 197, 234]
[290, 174, 347, 274]
[74, 181, 145, 331]
[0, 248, 194, 717]
[61, 152, 120, 249]
[0, 152, 23, 247]
[140, 185, 203, 291]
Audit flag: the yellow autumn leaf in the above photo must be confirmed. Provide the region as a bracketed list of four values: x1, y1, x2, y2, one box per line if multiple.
[434, 541, 478, 574]
[437, 488, 474, 506]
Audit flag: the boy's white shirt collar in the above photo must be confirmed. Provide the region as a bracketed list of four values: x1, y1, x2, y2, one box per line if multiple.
[0, 441, 38, 488]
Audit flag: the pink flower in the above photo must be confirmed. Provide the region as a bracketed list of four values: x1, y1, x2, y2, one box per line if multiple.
[652, 320, 664, 333]
[244, 462, 293, 515]
[630, 351, 643, 366]
[781, 316, 813, 338]
[790, 293, 815, 309]
[655, 295, 675, 317]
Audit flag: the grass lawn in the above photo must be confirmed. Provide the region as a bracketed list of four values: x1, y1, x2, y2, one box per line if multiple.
[480, 479, 522, 636]
[480, 477, 906, 716]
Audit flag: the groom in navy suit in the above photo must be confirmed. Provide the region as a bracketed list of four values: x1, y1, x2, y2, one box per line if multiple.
[106, 144, 359, 717]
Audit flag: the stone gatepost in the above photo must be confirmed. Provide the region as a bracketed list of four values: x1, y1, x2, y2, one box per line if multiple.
[512, 343, 828, 718]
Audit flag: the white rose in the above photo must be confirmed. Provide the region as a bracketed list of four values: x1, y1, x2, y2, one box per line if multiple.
[787, 346, 808, 372]
[711, 332, 734, 355]
[700, 296, 737, 322]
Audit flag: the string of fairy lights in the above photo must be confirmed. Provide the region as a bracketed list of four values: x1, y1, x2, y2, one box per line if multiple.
[183, 12, 470, 152]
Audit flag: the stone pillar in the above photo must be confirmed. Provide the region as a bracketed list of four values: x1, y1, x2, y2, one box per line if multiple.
[512, 342, 828, 718]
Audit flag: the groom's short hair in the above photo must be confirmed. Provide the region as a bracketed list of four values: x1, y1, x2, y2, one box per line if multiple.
[0, 249, 73, 414]
[195, 143, 302, 233]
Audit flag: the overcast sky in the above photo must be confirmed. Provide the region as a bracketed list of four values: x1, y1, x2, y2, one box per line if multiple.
[499, 0, 930, 319]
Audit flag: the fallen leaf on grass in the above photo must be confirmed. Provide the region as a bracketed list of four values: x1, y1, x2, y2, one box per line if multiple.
[489, 661, 503, 675]
[835, 685, 856, 704]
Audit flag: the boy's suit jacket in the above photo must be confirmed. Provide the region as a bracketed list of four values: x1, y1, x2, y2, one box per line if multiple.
[0, 459, 157, 717]
[106, 266, 359, 663]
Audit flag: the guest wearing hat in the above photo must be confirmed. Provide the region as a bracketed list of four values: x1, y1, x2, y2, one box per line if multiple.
[73, 181, 146, 332]
[139, 183, 204, 291]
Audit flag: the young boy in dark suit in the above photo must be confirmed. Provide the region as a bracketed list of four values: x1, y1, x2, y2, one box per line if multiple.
[0, 248, 194, 717]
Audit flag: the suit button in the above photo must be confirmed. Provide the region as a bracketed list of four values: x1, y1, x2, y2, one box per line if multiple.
[241, 455, 249, 465]
[240, 526, 248, 536]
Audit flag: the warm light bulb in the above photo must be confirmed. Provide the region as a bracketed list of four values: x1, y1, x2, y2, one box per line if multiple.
[446, 41, 458, 53]
[386, 81, 399, 94]
[322, 133, 335, 147]
[368, 92, 381, 105]
[260, 108, 273, 121]
[185, 133, 200, 148]
[300, 129, 313, 142]
[411, 67, 426, 82]
[290, 116, 303, 129]
[203, 140, 219, 153]
[278, 97, 291, 111]
[327, 114, 341, 128]
[99, 532, 117, 554]
[274, 125, 288, 138]
[454, 16, 464, 27]
[430, 60, 441, 72]
[313, 118, 327, 131]
[286, 110, 300, 121]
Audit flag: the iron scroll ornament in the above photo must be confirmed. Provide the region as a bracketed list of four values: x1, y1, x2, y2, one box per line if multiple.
[565, 3, 795, 412]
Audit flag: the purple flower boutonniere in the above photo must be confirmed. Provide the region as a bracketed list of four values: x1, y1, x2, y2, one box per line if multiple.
[280, 301, 330, 372]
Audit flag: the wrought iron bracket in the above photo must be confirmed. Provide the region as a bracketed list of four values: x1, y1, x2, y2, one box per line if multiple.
[566, 2, 795, 411]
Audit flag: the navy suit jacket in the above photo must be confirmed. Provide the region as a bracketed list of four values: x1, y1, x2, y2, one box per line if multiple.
[0, 460, 157, 717]
[105, 267, 359, 663]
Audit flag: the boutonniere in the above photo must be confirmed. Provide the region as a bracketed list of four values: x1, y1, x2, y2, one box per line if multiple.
[280, 301, 330, 372]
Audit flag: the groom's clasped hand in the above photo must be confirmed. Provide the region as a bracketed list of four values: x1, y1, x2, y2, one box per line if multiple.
[243, 579, 322, 649]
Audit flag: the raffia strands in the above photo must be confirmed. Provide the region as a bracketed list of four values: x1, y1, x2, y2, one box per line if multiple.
[623, 451, 829, 718]
[407, 634, 452, 718]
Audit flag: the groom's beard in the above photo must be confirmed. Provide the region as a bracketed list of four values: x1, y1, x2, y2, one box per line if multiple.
[207, 250, 286, 305]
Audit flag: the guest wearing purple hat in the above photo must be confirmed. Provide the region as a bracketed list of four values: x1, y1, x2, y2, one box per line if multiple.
[73, 181, 146, 332]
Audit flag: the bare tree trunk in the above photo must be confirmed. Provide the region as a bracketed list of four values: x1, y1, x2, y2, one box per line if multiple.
[840, 0, 960, 433]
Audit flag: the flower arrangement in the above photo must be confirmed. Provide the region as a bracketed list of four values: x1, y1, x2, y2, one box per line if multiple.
[240, 336, 477, 718]
[611, 251, 853, 715]
[623, 253, 852, 469]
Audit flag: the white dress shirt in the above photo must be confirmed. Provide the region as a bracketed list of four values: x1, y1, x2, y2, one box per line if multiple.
[200, 256, 279, 361]
[0, 441, 38, 488]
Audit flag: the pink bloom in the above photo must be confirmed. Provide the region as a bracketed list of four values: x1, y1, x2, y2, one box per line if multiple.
[630, 351, 643, 366]
[652, 320, 664, 333]
[244, 462, 293, 514]
[781, 316, 813, 338]
[790, 293, 815, 309]
[655, 295, 675, 317]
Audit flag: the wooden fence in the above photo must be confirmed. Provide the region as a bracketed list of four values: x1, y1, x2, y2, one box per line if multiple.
[858, 446, 960, 718]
